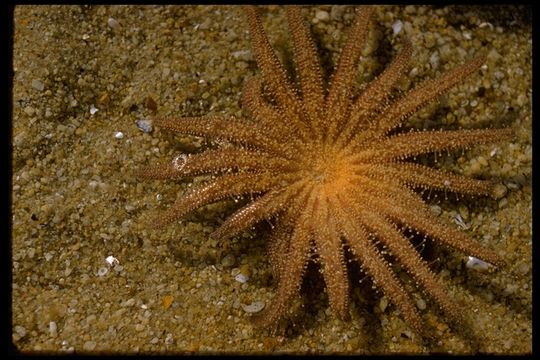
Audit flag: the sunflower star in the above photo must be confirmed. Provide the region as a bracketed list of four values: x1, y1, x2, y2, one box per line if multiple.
[138, 5, 512, 333]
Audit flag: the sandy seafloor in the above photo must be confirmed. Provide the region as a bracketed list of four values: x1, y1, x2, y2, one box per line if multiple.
[11, 5, 532, 355]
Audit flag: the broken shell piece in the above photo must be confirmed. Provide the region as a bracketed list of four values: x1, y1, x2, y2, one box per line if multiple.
[105, 255, 119, 266]
[466, 256, 490, 272]
[241, 301, 265, 313]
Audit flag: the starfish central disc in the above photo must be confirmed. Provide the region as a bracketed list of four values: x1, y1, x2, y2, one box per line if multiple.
[303, 146, 353, 194]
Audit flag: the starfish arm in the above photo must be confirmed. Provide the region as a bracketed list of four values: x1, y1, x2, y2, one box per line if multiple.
[266, 186, 313, 281]
[338, 39, 412, 147]
[390, 203, 504, 267]
[267, 218, 292, 282]
[251, 191, 316, 327]
[313, 196, 350, 319]
[360, 210, 462, 324]
[137, 148, 294, 180]
[149, 173, 283, 228]
[286, 6, 325, 131]
[244, 6, 310, 138]
[154, 116, 291, 156]
[352, 128, 513, 161]
[241, 76, 298, 145]
[363, 162, 494, 196]
[350, 181, 503, 266]
[326, 6, 374, 139]
[211, 180, 306, 240]
[369, 56, 486, 137]
[335, 195, 423, 334]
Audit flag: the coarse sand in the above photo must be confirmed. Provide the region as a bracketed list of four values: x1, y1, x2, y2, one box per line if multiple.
[12, 5, 531, 354]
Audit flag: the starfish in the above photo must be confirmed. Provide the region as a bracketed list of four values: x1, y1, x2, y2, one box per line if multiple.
[138, 5, 512, 333]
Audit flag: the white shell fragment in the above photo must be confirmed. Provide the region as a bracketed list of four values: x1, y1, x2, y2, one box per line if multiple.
[392, 20, 403, 35]
[241, 301, 265, 313]
[105, 255, 119, 266]
[452, 213, 470, 230]
[115, 131, 124, 139]
[90, 104, 98, 115]
[172, 154, 187, 171]
[234, 273, 249, 283]
[108, 17, 120, 29]
[136, 119, 153, 133]
[466, 256, 490, 272]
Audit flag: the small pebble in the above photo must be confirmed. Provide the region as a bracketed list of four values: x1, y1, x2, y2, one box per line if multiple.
[31, 79, 45, 91]
[430, 205, 442, 216]
[83, 340, 96, 351]
[135, 324, 145, 332]
[107, 17, 119, 29]
[162, 295, 174, 310]
[379, 297, 388, 312]
[144, 96, 157, 112]
[429, 51, 440, 70]
[114, 131, 124, 139]
[90, 105, 98, 115]
[241, 301, 265, 313]
[24, 106, 35, 116]
[315, 10, 329, 22]
[15, 325, 27, 337]
[221, 254, 236, 268]
[518, 262, 530, 275]
[416, 298, 426, 310]
[503, 283, 518, 296]
[89, 180, 98, 190]
[136, 119, 153, 133]
[150, 337, 159, 344]
[491, 183, 507, 199]
[97, 267, 108, 276]
[124, 298, 136, 307]
[49, 321, 57, 337]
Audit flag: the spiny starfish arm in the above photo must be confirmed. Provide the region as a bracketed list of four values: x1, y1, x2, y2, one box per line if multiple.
[244, 6, 310, 138]
[267, 186, 313, 281]
[369, 56, 486, 137]
[251, 191, 317, 327]
[149, 173, 284, 228]
[335, 195, 423, 334]
[241, 76, 299, 145]
[285, 6, 326, 130]
[352, 128, 513, 161]
[360, 210, 462, 325]
[363, 162, 494, 196]
[267, 218, 292, 282]
[326, 6, 374, 140]
[211, 180, 307, 240]
[351, 182, 503, 266]
[337, 39, 413, 147]
[137, 148, 294, 180]
[312, 196, 350, 320]
[391, 204, 504, 267]
[154, 116, 291, 156]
